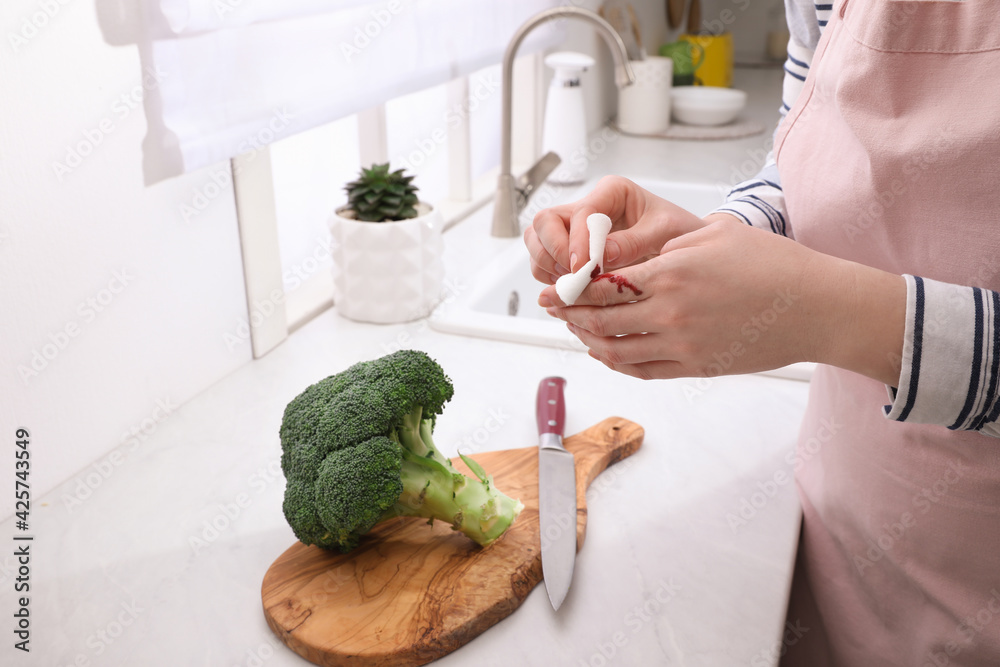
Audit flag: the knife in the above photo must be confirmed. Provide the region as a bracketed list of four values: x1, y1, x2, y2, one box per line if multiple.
[537, 376, 576, 611]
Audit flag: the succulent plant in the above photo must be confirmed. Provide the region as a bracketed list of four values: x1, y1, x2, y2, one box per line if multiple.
[343, 163, 420, 222]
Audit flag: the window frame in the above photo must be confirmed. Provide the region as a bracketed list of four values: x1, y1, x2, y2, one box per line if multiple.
[234, 52, 544, 357]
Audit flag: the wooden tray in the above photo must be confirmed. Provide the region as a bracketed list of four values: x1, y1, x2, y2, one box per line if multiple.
[261, 416, 644, 666]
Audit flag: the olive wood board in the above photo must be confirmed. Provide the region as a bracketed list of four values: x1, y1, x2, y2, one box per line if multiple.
[261, 416, 644, 667]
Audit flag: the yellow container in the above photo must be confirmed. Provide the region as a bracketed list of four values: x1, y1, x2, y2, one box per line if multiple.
[680, 32, 733, 88]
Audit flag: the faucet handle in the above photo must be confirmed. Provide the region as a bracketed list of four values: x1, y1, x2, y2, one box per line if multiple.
[516, 151, 562, 209]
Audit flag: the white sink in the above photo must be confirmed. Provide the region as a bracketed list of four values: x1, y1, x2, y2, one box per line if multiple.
[430, 177, 814, 382]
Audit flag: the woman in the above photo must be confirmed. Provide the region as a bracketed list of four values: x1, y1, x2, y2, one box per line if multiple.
[525, 0, 1000, 664]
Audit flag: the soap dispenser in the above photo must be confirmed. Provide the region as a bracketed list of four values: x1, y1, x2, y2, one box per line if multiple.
[542, 51, 595, 185]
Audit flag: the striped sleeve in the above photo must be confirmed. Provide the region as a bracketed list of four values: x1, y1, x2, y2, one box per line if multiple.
[711, 27, 817, 237]
[884, 275, 1000, 438]
[714, 158, 790, 237]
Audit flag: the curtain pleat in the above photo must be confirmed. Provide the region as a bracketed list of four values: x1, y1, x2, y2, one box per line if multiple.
[95, 0, 562, 184]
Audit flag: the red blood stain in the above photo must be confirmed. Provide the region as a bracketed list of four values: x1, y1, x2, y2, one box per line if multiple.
[590, 264, 601, 280]
[593, 273, 643, 296]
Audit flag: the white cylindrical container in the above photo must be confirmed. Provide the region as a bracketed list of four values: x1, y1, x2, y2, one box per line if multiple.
[617, 56, 674, 135]
[542, 52, 595, 185]
[328, 202, 444, 324]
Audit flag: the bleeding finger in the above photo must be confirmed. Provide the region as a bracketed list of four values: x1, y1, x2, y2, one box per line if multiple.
[568, 263, 650, 309]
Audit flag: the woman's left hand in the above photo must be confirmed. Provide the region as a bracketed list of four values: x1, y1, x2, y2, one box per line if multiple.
[538, 215, 907, 384]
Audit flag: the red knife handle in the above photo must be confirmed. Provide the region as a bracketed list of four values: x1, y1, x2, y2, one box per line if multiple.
[536, 377, 567, 436]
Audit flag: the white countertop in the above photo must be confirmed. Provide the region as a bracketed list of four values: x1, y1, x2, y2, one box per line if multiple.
[1, 67, 811, 667]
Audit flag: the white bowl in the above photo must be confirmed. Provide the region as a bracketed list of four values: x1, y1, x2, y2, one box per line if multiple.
[670, 86, 747, 126]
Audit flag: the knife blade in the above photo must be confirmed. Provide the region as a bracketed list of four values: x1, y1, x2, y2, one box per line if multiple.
[537, 376, 576, 611]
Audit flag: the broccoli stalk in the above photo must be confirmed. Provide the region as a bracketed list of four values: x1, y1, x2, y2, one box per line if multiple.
[387, 406, 522, 545]
[279, 350, 523, 553]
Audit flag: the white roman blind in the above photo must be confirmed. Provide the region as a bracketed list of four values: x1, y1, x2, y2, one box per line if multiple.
[96, 0, 562, 184]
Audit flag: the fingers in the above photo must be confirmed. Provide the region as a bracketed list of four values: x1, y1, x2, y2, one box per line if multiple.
[603, 227, 664, 270]
[658, 214, 741, 255]
[574, 176, 637, 269]
[588, 353, 688, 381]
[530, 204, 574, 277]
[539, 260, 651, 309]
[556, 175, 643, 271]
[527, 181, 630, 283]
[524, 226, 565, 284]
[584, 177, 708, 270]
[569, 324, 658, 362]
[546, 195, 615, 273]
[567, 206, 598, 272]
[546, 301, 652, 338]
[574, 328, 692, 380]
[605, 208, 710, 271]
[527, 174, 710, 285]
[544, 268, 669, 335]
[573, 326, 689, 378]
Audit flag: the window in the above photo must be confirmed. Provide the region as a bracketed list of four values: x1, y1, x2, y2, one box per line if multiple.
[386, 81, 450, 205]
[267, 58, 528, 334]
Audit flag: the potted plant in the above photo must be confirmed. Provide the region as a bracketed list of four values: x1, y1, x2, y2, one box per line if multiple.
[328, 163, 444, 324]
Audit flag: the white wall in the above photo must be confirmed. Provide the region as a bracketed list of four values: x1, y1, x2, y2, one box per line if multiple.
[0, 0, 252, 517]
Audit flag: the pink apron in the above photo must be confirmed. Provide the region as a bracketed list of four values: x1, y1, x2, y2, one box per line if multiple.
[773, 0, 1000, 664]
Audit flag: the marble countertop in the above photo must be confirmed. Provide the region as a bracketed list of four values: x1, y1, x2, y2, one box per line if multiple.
[1, 67, 811, 667]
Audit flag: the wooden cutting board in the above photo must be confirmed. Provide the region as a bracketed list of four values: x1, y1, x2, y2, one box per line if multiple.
[261, 417, 644, 667]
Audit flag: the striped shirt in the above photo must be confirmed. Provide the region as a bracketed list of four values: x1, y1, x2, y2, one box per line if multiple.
[714, 0, 1000, 437]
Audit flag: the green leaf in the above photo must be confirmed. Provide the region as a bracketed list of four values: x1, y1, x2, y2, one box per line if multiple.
[459, 452, 489, 483]
[345, 163, 419, 222]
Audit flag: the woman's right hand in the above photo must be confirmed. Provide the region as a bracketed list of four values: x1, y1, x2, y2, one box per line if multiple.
[523, 175, 709, 284]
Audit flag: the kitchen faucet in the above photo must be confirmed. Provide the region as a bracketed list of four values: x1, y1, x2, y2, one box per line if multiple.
[491, 7, 636, 238]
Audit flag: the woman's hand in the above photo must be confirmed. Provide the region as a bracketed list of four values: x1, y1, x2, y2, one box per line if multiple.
[524, 175, 708, 284]
[538, 215, 907, 385]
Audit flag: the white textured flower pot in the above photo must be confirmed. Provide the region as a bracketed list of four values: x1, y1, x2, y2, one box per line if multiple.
[327, 202, 444, 324]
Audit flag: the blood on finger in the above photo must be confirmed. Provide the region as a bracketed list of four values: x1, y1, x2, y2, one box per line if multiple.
[593, 273, 643, 296]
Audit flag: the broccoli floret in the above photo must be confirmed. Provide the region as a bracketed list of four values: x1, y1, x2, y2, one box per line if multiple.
[279, 349, 523, 553]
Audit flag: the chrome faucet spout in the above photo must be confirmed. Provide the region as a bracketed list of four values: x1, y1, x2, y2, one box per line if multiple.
[491, 7, 635, 238]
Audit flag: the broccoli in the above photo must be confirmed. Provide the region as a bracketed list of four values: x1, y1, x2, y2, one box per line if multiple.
[279, 349, 524, 553]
